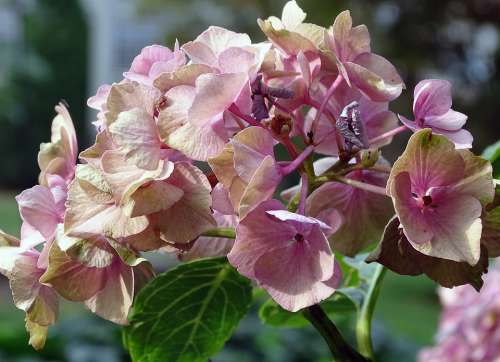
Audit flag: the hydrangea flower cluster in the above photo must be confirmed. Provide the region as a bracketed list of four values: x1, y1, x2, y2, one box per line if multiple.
[0, 1, 498, 355]
[419, 262, 500, 362]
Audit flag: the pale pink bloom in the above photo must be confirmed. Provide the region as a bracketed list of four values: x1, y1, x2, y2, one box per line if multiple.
[38, 103, 78, 186]
[153, 27, 270, 161]
[40, 234, 153, 325]
[208, 126, 282, 218]
[305, 80, 398, 156]
[0, 231, 58, 350]
[324, 11, 404, 102]
[388, 129, 494, 265]
[64, 164, 151, 241]
[182, 26, 271, 115]
[158, 84, 230, 161]
[228, 199, 342, 312]
[418, 264, 500, 362]
[16, 176, 67, 248]
[399, 79, 473, 148]
[124, 44, 186, 86]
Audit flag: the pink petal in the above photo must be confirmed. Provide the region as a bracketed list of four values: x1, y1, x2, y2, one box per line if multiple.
[87, 84, 111, 111]
[188, 73, 248, 126]
[39, 242, 110, 301]
[166, 115, 229, 161]
[125, 44, 174, 83]
[109, 108, 162, 170]
[434, 128, 473, 149]
[228, 199, 293, 278]
[218, 47, 256, 74]
[156, 163, 216, 243]
[16, 186, 60, 241]
[409, 188, 483, 265]
[84, 262, 134, 325]
[193, 26, 251, 58]
[238, 156, 282, 218]
[254, 228, 335, 311]
[126, 181, 184, 217]
[413, 79, 452, 119]
[392, 172, 434, 244]
[425, 109, 467, 131]
[101, 151, 174, 205]
[390, 129, 465, 195]
[182, 41, 217, 66]
[231, 126, 275, 183]
[211, 183, 235, 215]
[344, 53, 404, 102]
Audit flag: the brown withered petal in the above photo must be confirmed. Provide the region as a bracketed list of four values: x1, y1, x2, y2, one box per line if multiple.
[481, 186, 500, 257]
[367, 217, 489, 291]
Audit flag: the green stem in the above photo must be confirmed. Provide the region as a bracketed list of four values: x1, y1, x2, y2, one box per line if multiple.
[200, 228, 236, 239]
[303, 305, 370, 362]
[355, 264, 387, 360]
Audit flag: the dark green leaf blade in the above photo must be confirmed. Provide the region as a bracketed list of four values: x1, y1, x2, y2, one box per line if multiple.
[482, 140, 500, 178]
[124, 257, 252, 362]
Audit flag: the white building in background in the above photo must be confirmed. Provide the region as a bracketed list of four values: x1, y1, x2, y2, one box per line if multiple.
[79, 0, 168, 122]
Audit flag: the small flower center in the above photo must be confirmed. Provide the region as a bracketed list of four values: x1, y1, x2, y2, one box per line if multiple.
[422, 195, 432, 206]
[294, 233, 304, 242]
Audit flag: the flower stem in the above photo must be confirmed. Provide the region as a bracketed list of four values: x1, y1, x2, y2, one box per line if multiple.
[355, 264, 387, 360]
[228, 104, 262, 127]
[280, 145, 315, 175]
[297, 173, 309, 215]
[303, 305, 371, 362]
[311, 74, 343, 135]
[368, 125, 408, 145]
[200, 228, 236, 239]
[317, 174, 389, 197]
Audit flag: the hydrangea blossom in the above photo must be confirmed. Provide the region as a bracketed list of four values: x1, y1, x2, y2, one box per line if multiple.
[387, 129, 494, 265]
[0, 1, 498, 359]
[419, 263, 500, 362]
[228, 200, 342, 311]
[400, 79, 473, 148]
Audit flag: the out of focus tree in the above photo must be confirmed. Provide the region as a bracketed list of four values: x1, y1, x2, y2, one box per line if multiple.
[0, 0, 87, 189]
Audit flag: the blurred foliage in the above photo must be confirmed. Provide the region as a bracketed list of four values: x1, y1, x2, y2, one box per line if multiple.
[0, 0, 87, 189]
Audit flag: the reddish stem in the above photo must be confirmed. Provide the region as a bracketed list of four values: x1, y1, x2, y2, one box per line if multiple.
[228, 104, 262, 127]
[281, 145, 314, 175]
[311, 74, 343, 135]
[369, 125, 408, 145]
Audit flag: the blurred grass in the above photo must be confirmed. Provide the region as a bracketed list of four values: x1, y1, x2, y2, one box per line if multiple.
[376, 272, 439, 345]
[0, 190, 21, 236]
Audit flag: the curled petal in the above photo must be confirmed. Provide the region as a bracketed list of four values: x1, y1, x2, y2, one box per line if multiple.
[344, 53, 404, 102]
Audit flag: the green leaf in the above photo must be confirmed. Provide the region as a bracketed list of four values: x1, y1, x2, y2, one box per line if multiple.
[482, 140, 500, 178]
[259, 294, 357, 328]
[123, 257, 252, 362]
